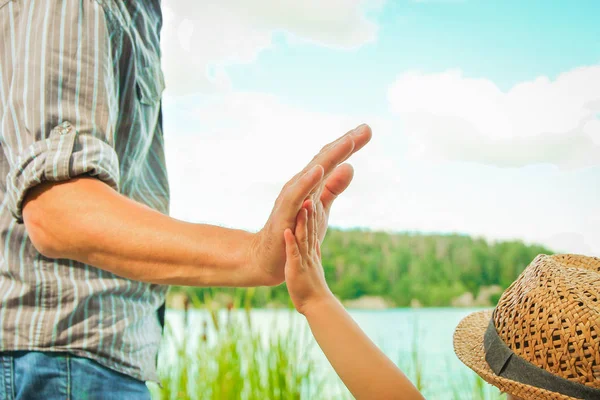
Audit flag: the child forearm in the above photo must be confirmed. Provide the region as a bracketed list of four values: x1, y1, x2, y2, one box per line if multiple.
[284, 203, 424, 400]
[303, 296, 425, 400]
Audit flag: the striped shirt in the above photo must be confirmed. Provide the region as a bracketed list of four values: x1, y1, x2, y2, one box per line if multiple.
[0, 0, 170, 383]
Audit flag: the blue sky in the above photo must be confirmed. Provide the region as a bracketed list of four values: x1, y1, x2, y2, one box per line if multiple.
[159, 0, 600, 256]
[226, 0, 600, 114]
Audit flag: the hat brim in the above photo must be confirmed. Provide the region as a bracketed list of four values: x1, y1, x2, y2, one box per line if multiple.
[453, 310, 578, 400]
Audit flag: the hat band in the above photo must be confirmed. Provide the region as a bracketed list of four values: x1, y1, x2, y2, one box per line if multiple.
[484, 317, 600, 399]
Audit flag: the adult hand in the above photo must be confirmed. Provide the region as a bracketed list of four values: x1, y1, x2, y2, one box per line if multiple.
[249, 123, 372, 285]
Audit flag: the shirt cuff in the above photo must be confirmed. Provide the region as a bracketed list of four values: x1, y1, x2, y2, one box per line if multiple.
[6, 121, 121, 223]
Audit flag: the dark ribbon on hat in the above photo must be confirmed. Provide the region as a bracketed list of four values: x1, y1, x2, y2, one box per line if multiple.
[484, 317, 600, 399]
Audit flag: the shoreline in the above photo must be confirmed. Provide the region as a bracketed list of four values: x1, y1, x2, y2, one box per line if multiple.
[166, 289, 502, 311]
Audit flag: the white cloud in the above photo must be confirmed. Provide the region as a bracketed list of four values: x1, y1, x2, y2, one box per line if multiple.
[542, 232, 594, 257]
[160, 0, 382, 95]
[387, 66, 600, 168]
[163, 92, 599, 258]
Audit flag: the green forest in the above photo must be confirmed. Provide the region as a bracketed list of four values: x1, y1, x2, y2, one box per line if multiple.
[169, 228, 552, 308]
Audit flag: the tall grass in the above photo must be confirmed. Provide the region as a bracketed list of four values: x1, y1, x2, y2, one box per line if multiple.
[149, 291, 326, 400]
[149, 293, 506, 399]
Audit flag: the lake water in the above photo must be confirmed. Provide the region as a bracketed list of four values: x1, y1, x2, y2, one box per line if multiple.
[158, 307, 502, 399]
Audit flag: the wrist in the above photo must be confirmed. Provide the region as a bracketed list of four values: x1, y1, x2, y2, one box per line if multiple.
[299, 292, 339, 318]
[251, 266, 285, 287]
[246, 232, 285, 287]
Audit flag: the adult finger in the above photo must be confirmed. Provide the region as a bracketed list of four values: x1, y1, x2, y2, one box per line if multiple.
[306, 124, 371, 198]
[320, 163, 354, 212]
[315, 123, 371, 178]
[300, 138, 352, 202]
[278, 124, 370, 221]
[312, 136, 355, 183]
[292, 123, 364, 185]
[347, 124, 372, 158]
[279, 165, 323, 223]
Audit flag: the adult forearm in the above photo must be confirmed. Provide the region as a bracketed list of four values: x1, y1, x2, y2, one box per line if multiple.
[22, 177, 268, 287]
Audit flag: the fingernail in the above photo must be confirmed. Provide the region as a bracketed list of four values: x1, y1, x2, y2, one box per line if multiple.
[352, 123, 366, 135]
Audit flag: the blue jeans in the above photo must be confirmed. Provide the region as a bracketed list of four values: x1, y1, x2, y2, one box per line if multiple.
[0, 351, 152, 400]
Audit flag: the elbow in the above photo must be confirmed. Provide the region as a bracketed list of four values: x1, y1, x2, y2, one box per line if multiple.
[21, 182, 73, 260]
[22, 200, 65, 259]
[32, 236, 63, 260]
[21, 178, 106, 261]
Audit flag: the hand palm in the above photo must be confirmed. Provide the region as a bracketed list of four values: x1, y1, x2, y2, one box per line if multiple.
[250, 126, 369, 286]
[253, 164, 354, 284]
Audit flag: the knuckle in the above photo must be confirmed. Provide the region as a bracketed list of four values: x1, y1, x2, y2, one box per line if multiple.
[320, 142, 332, 153]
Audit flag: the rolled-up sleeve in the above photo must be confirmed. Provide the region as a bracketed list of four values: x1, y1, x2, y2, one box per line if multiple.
[0, 0, 120, 223]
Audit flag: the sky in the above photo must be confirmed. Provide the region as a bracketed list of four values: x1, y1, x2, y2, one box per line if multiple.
[158, 0, 600, 256]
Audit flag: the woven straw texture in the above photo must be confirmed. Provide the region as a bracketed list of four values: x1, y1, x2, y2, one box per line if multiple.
[454, 254, 600, 400]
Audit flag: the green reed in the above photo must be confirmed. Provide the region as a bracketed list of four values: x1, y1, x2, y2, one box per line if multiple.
[149, 292, 506, 400]
[148, 290, 324, 400]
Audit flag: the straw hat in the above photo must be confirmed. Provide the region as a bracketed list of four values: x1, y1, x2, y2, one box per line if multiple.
[453, 254, 600, 400]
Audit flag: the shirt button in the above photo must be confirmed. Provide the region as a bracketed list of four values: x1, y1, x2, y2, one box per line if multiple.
[58, 121, 73, 135]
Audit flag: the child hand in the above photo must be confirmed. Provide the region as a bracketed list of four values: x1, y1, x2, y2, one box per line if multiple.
[284, 199, 334, 315]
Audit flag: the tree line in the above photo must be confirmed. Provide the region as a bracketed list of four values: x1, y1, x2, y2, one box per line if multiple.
[171, 228, 552, 308]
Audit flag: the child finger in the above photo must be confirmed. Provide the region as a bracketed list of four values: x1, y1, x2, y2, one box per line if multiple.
[284, 229, 302, 266]
[296, 207, 309, 257]
[312, 200, 318, 254]
[307, 199, 315, 251]
[316, 239, 321, 259]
